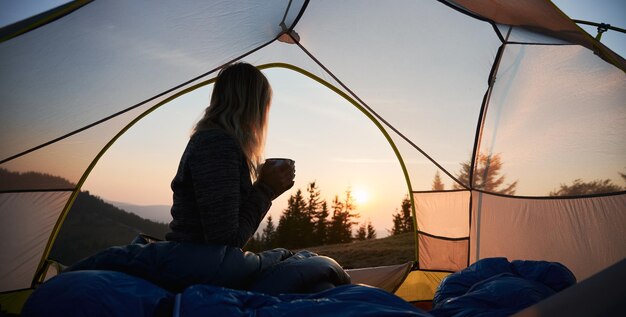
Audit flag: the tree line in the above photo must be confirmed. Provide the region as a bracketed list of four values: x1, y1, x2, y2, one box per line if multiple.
[245, 181, 377, 251]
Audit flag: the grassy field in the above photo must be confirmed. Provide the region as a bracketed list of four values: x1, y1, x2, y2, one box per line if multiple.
[302, 232, 416, 269]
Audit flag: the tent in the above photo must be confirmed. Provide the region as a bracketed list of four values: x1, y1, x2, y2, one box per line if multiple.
[1, 0, 625, 313]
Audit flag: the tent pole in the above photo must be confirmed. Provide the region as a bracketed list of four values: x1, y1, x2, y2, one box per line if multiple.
[467, 26, 512, 266]
[572, 19, 626, 42]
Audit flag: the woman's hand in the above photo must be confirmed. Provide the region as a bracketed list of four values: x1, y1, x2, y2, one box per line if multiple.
[257, 159, 295, 199]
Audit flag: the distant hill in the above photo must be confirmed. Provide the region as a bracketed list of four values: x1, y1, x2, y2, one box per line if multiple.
[300, 232, 415, 269]
[50, 191, 171, 265]
[106, 200, 172, 224]
[0, 168, 74, 190]
[0, 168, 170, 266]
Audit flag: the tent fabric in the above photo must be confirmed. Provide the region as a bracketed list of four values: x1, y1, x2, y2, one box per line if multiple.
[414, 191, 470, 238]
[478, 44, 626, 196]
[394, 270, 450, 302]
[418, 233, 469, 272]
[469, 191, 626, 281]
[347, 262, 413, 293]
[0, 192, 71, 291]
[444, 0, 626, 70]
[0, 0, 625, 305]
[0, 289, 34, 315]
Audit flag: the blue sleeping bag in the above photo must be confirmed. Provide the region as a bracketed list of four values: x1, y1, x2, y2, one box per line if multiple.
[430, 257, 576, 317]
[22, 270, 173, 317]
[22, 270, 431, 317]
[59, 237, 350, 295]
[180, 284, 430, 317]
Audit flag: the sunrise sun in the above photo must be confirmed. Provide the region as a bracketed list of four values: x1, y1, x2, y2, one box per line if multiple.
[352, 188, 370, 205]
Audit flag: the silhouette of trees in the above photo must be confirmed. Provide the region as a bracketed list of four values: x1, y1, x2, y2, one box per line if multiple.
[549, 178, 624, 196]
[453, 153, 517, 194]
[390, 195, 413, 235]
[0, 168, 75, 190]
[313, 201, 330, 245]
[355, 220, 376, 241]
[262, 215, 277, 249]
[247, 183, 363, 251]
[432, 171, 445, 190]
[327, 189, 360, 244]
[366, 221, 377, 240]
[356, 223, 367, 241]
[307, 182, 329, 245]
[276, 189, 311, 248]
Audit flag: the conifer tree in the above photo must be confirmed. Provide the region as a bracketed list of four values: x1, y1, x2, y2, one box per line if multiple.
[306, 182, 327, 245]
[390, 195, 413, 235]
[276, 189, 312, 248]
[453, 153, 517, 194]
[366, 220, 377, 240]
[356, 223, 367, 240]
[432, 170, 445, 190]
[327, 195, 344, 244]
[391, 211, 403, 235]
[313, 201, 329, 245]
[262, 215, 276, 249]
[328, 189, 359, 244]
[306, 181, 322, 218]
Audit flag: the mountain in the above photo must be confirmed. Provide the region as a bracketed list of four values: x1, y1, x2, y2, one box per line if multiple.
[107, 200, 172, 224]
[0, 168, 170, 266]
[49, 191, 171, 265]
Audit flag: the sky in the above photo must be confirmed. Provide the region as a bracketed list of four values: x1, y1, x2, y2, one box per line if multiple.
[1, 0, 624, 237]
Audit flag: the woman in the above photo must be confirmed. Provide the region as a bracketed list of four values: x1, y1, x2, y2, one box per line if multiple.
[61, 63, 348, 296]
[166, 62, 295, 248]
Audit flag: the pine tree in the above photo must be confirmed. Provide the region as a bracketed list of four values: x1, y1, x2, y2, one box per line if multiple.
[390, 195, 413, 235]
[432, 170, 445, 190]
[276, 189, 312, 248]
[327, 195, 344, 244]
[400, 195, 413, 232]
[356, 223, 367, 241]
[306, 181, 322, 218]
[313, 201, 329, 245]
[391, 211, 403, 235]
[366, 220, 377, 240]
[306, 182, 327, 246]
[328, 189, 359, 244]
[453, 153, 517, 194]
[262, 215, 276, 249]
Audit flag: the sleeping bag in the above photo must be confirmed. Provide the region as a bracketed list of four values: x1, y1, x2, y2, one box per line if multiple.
[430, 257, 576, 317]
[62, 236, 350, 294]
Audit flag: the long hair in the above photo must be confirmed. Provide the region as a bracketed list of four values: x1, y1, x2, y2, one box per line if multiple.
[194, 62, 272, 177]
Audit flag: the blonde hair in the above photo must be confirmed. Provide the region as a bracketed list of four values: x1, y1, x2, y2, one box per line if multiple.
[194, 62, 272, 177]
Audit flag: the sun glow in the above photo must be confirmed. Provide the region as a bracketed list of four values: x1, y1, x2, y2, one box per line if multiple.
[352, 188, 370, 205]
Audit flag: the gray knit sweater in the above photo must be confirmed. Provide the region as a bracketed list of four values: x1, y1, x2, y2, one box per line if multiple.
[165, 128, 273, 248]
